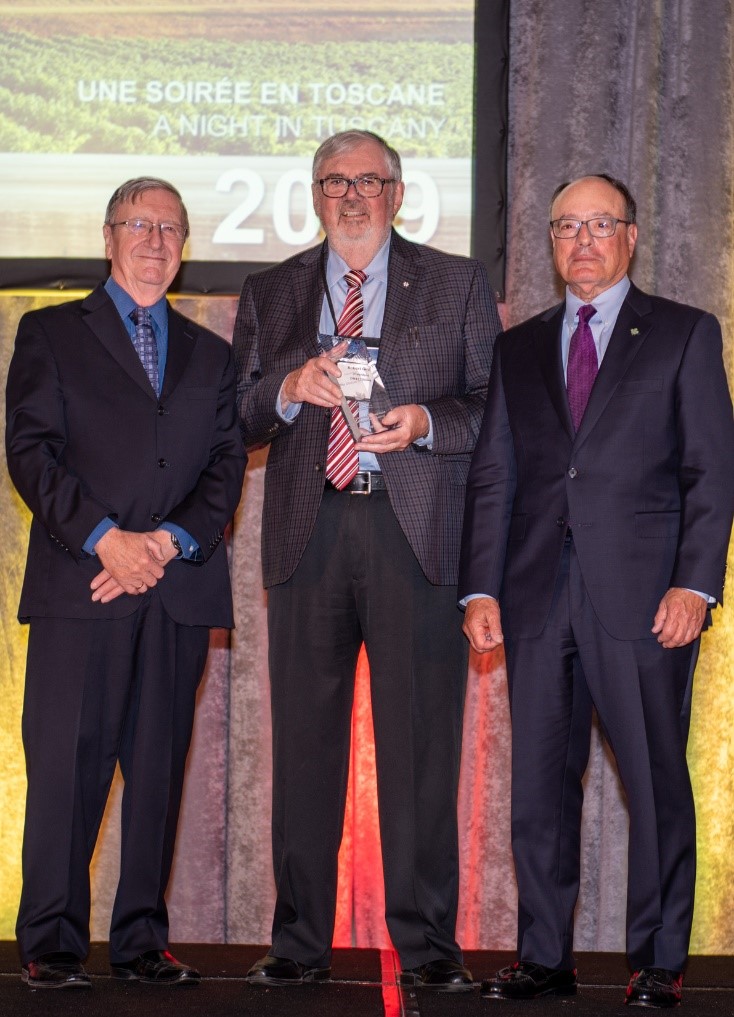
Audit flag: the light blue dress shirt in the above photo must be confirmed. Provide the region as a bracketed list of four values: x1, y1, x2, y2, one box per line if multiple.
[562, 275, 630, 377]
[278, 237, 434, 471]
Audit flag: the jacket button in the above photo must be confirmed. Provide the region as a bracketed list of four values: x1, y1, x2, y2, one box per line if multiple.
[151, 514, 161, 524]
[158, 405, 166, 416]
[158, 458, 167, 468]
[568, 466, 578, 479]
[556, 517, 565, 527]
[315, 463, 324, 473]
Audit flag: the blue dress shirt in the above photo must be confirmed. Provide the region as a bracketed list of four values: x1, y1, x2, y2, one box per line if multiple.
[83, 279, 198, 560]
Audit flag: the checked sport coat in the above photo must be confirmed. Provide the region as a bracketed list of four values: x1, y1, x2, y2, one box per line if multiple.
[234, 229, 500, 588]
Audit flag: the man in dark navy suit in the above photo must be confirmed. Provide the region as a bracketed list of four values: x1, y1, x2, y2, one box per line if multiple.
[6, 177, 245, 989]
[460, 174, 734, 1009]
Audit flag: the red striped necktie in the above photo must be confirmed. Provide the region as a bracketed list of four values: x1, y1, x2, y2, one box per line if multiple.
[324, 269, 367, 489]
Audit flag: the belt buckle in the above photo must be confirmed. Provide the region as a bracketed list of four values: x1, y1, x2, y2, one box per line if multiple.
[350, 471, 371, 495]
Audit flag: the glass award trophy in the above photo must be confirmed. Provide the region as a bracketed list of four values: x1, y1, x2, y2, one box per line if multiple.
[318, 333, 391, 439]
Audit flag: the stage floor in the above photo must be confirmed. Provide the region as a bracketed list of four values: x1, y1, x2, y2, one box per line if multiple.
[1, 944, 733, 1016]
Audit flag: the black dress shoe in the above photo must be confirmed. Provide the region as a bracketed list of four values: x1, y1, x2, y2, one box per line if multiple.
[400, 958, 474, 992]
[482, 960, 577, 999]
[21, 952, 91, 990]
[246, 954, 331, 985]
[626, 968, 683, 1008]
[111, 949, 200, 985]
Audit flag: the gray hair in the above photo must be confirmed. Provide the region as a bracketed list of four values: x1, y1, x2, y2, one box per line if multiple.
[104, 177, 189, 232]
[312, 130, 402, 183]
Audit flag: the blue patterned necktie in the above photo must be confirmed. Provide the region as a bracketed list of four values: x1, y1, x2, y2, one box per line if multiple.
[567, 303, 597, 431]
[130, 306, 159, 394]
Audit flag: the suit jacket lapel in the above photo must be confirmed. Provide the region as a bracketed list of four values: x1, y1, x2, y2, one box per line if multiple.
[376, 230, 422, 377]
[535, 303, 574, 439]
[574, 284, 653, 444]
[81, 284, 157, 399]
[160, 305, 196, 400]
[294, 242, 327, 358]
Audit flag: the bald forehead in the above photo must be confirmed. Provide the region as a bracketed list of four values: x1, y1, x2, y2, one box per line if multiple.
[551, 177, 627, 219]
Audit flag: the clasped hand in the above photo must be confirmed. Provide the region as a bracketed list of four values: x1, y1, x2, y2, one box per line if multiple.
[90, 528, 179, 604]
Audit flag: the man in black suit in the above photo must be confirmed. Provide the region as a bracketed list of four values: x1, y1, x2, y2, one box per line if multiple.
[6, 177, 245, 989]
[459, 174, 734, 1008]
[235, 130, 499, 990]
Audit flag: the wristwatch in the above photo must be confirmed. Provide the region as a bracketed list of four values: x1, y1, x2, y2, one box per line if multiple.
[170, 532, 182, 556]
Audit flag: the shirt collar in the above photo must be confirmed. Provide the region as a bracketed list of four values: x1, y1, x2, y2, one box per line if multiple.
[564, 274, 631, 329]
[325, 235, 391, 291]
[105, 276, 168, 332]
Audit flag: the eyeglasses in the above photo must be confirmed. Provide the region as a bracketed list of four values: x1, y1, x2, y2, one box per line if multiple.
[550, 217, 631, 239]
[318, 175, 395, 198]
[108, 219, 189, 242]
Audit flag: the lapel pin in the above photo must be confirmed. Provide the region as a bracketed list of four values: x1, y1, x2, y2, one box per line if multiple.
[631, 327, 639, 335]
[402, 280, 409, 288]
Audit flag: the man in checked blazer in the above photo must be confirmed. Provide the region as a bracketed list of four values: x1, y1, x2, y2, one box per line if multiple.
[6, 177, 245, 989]
[460, 175, 734, 1008]
[234, 130, 500, 990]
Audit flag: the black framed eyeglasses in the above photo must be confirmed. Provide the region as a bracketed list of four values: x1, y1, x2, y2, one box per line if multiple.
[318, 175, 395, 198]
[108, 218, 189, 242]
[550, 216, 631, 239]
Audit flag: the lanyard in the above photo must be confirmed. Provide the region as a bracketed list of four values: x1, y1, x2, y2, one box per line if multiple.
[320, 244, 340, 335]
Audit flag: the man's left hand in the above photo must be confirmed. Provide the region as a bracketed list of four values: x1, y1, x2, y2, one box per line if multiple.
[652, 587, 707, 648]
[90, 529, 181, 603]
[355, 404, 429, 453]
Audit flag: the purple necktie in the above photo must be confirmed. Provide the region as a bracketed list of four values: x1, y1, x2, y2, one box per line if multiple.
[567, 303, 597, 431]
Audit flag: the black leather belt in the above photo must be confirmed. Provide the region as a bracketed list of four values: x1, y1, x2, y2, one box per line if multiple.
[328, 471, 387, 495]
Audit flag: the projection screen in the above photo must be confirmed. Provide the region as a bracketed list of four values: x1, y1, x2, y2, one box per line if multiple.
[0, 0, 508, 295]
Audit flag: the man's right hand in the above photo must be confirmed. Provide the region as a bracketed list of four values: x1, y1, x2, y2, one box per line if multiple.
[463, 597, 504, 653]
[90, 528, 167, 601]
[280, 341, 348, 411]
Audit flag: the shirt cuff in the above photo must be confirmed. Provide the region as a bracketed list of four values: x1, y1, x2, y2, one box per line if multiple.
[277, 380, 302, 422]
[459, 593, 495, 609]
[413, 405, 434, 448]
[159, 522, 201, 561]
[83, 517, 118, 556]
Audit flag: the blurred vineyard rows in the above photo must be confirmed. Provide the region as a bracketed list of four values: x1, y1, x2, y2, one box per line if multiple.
[0, 28, 472, 157]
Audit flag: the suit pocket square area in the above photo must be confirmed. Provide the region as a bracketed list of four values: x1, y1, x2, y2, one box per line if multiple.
[635, 510, 680, 539]
[617, 377, 663, 394]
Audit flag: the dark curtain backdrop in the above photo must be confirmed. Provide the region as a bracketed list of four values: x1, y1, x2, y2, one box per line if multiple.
[1, 0, 733, 954]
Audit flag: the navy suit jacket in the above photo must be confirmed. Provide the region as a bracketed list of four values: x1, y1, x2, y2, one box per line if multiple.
[459, 283, 734, 641]
[6, 284, 246, 627]
[234, 229, 500, 587]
